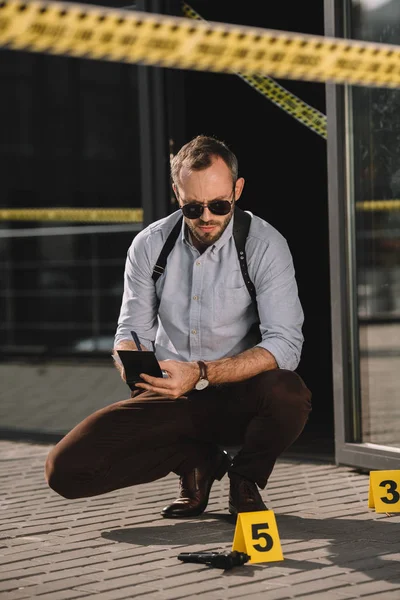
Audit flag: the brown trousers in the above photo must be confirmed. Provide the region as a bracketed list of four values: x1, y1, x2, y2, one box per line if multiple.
[45, 369, 311, 499]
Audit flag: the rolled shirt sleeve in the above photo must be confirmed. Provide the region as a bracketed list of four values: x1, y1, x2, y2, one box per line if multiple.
[251, 231, 304, 371]
[114, 229, 159, 349]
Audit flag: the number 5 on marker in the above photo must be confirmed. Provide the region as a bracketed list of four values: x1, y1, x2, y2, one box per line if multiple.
[232, 511, 283, 563]
[369, 470, 400, 513]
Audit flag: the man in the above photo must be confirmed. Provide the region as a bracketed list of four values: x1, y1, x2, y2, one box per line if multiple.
[45, 135, 311, 517]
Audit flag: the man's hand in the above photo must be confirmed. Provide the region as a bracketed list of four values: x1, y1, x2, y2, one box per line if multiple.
[135, 360, 200, 399]
[113, 340, 148, 382]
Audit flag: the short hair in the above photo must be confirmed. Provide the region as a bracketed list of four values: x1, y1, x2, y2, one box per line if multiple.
[171, 135, 238, 188]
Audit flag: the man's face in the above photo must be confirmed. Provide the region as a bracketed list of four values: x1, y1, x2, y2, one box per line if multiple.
[175, 157, 244, 249]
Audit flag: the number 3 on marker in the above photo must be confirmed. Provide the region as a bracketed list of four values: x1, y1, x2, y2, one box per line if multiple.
[380, 480, 400, 504]
[251, 523, 273, 552]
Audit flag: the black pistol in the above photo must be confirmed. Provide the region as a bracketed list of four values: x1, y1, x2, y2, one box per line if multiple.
[177, 550, 250, 570]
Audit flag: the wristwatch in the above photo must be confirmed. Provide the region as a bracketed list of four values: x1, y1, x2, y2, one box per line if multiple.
[195, 360, 210, 391]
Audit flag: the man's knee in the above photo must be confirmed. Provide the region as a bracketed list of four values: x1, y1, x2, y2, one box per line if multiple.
[258, 369, 312, 411]
[45, 448, 86, 500]
[276, 369, 311, 399]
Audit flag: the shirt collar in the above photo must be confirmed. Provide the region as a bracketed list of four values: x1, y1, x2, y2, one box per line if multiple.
[180, 216, 189, 244]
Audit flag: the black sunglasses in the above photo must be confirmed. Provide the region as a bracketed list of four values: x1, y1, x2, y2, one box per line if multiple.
[180, 199, 233, 220]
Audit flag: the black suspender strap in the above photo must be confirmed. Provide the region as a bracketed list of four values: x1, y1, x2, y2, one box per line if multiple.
[232, 207, 257, 306]
[152, 208, 256, 309]
[152, 216, 183, 283]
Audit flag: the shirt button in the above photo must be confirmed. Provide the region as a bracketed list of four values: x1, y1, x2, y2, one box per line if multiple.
[193, 295, 198, 301]
[196, 261, 201, 266]
[191, 329, 197, 335]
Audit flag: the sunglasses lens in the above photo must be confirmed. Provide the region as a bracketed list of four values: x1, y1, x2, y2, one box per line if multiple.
[181, 200, 232, 219]
[181, 204, 203, 219]
[208, 200, 232, 215]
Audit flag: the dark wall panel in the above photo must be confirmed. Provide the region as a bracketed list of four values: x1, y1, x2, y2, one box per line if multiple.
[182, 1, 333, 438]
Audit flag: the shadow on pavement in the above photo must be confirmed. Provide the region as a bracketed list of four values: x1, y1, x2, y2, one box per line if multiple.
[102, 513, 400, 582]
[102, 516, 235, 545]
[0, 427, 63, 445]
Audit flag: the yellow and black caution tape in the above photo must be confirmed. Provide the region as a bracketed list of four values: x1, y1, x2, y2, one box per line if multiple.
[182, 3, 327, 139]
[237, 74, 327, 139]
[2, 1, 400, 89]
[355, 200, 400, 211]
[0, 202, 398, 223]
[0, 208, 143, 222]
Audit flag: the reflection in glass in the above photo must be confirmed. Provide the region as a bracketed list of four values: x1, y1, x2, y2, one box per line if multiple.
[0, 47, 141, 357]
[350, 0, 400, 447]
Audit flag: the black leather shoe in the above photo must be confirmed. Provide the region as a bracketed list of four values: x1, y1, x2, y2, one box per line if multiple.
[161, 450, 231, 518]
[228, 473, 268, 515]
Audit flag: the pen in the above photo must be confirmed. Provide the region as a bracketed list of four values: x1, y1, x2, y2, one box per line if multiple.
[130, 331, 142, 352]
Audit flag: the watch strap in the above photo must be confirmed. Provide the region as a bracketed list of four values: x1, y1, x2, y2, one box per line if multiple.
[197, 360, 207, 381]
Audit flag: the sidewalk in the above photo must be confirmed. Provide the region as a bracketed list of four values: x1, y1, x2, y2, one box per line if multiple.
[1, 439, 400, 600]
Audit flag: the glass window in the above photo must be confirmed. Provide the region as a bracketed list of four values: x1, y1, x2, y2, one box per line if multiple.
[348, 0, 400, 448]
[0, 44, 141, 357]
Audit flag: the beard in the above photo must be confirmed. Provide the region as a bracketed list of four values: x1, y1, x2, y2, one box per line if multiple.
[186, 208, 234, 247]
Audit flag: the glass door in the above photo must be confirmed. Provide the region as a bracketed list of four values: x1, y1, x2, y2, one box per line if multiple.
[325, 0, 400, 469]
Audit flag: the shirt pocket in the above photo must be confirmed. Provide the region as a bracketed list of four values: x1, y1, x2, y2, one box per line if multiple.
[213, 281, 253, 325]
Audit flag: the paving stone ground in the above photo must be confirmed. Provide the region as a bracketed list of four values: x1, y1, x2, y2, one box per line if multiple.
[1, 440, 399, 600]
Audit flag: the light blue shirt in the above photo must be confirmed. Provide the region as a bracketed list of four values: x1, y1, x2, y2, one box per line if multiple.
[115, 210, 304, 370]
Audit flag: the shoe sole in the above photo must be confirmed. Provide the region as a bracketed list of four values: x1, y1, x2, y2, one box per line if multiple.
[228, 502, 268, 516]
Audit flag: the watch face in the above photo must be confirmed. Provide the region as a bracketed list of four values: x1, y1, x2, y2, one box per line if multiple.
[195, 379, 209, 391]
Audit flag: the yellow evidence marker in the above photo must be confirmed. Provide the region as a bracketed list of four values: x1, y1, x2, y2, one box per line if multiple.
[368, 470, 400, 513]
[232, 510, 283, 563]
